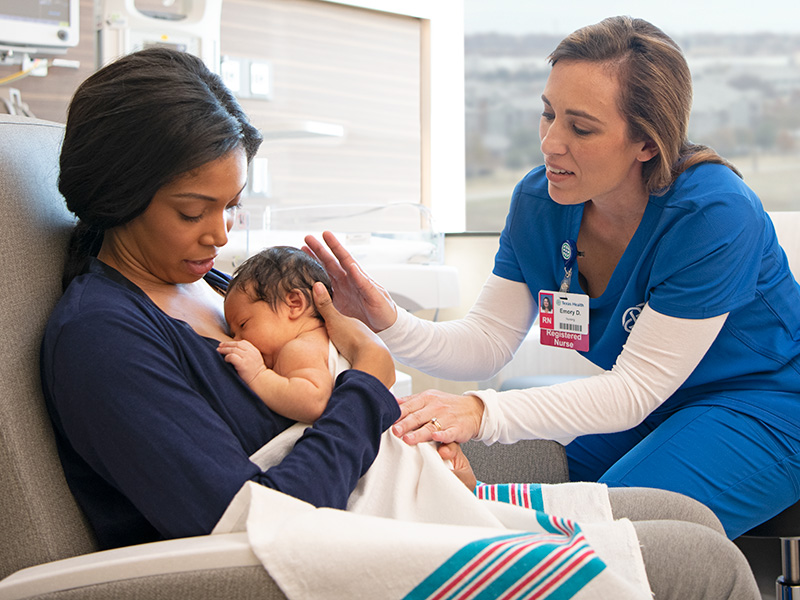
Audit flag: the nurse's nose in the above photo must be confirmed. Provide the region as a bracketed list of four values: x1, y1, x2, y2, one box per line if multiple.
[540, 119, 567, 157]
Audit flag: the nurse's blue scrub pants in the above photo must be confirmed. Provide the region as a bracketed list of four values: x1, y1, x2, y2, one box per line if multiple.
[565, 405, 800, 538]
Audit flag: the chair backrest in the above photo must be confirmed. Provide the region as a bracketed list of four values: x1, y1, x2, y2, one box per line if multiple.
[0, 115, 98, 579]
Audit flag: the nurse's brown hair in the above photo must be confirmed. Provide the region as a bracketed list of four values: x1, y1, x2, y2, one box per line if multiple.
[549, 16, 740, 194]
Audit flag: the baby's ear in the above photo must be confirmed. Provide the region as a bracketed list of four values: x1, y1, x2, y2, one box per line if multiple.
[285, 289, 311, 318]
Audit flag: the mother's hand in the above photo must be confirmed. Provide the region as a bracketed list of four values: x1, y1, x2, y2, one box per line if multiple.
[304, 231, 397, 332]
[392, 389, 484, 446]
[313, 282, 396, 389]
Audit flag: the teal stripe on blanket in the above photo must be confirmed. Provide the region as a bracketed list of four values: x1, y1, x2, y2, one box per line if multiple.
[527, 483, 544, 511]
[403, 530, 606, 600]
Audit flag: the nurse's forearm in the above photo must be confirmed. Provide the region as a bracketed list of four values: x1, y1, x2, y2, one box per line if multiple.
[378, 274, 536, 380]
[474, 305, 727, 444]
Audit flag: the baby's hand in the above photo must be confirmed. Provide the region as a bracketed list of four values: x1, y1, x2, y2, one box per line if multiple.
[217, 340, 267, 384]
[437, 442, 477, 492]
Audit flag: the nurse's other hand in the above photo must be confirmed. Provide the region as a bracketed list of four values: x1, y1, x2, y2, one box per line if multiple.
[303, 231, 397, 332]
[392, 389, 483, 445]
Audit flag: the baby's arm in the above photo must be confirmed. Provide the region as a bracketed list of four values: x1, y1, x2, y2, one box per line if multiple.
[219, 337, 332, 422]
[217, 339, 267, 386]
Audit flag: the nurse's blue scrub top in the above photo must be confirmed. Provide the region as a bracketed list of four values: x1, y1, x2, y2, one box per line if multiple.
[493, 163, 800, 435]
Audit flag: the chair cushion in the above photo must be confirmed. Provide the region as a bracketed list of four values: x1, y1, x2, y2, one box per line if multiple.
[462, 438, 569, 484]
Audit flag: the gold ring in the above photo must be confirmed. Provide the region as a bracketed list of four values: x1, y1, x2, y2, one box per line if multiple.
[430, 417, 443, 431]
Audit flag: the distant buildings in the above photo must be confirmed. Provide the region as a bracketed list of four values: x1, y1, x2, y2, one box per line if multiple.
[465, 32, 800, 177]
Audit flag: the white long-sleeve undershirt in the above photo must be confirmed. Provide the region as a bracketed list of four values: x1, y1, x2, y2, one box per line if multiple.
[379, 274, 727, 444]
[379, 275, 537, 381]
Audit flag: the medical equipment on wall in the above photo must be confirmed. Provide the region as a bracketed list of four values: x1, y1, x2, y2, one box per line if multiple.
[0, 1, 81, 107]
[217, 203, 460, 315]
[0, 0, 79, 55]
[96, 0, 221, 72]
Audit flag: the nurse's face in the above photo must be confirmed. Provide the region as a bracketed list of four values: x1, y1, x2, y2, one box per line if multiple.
[112, 146, 248, 285]
[538, 60, 656, 207]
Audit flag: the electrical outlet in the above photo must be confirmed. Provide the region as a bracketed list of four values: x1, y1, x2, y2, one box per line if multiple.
[251, 157, 270, 197]
[249, 61, 272, 98]
[220, 57, 241, 94]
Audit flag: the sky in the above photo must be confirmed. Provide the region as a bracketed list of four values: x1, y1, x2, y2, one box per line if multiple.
[463, 0, 800, 36]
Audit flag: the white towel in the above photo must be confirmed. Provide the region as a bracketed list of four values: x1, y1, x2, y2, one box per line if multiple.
[215, 425, 651, 600]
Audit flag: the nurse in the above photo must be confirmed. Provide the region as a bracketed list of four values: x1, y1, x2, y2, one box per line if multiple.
[306, 15, 800, 539]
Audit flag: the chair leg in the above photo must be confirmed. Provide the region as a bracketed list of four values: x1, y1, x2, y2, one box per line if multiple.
[778, 538, 800, 599]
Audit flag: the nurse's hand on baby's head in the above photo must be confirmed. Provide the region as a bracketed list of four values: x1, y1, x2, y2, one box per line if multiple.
[303, 231, 397, 333]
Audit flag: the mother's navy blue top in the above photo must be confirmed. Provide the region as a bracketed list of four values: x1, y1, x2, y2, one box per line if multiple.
[41, 259, 399, 549]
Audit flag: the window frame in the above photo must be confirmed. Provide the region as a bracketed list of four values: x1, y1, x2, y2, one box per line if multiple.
[320, 0, 466, 232]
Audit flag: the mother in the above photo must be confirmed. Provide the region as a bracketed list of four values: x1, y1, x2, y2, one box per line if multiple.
[41, 47, 399, 550]
[307, 15, 800, 540]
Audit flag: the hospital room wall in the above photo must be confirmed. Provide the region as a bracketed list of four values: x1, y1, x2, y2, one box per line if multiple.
[2, 0, 423, 222]
[224, 0, 423, 219]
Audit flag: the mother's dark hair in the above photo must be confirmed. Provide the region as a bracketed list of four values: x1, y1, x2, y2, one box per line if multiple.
[549, 16, 740, 194]
[59, 47, 263, 289]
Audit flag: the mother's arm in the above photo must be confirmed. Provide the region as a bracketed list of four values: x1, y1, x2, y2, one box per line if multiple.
[44, 308, 398, 542]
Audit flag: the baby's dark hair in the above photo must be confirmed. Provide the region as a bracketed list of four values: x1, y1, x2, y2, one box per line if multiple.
[227, 247, 332, 319]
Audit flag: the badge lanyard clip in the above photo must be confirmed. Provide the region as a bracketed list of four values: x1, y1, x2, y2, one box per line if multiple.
[559, 239, 579, 293]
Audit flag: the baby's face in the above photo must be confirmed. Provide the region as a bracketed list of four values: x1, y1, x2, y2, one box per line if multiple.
[224, 287, 293, 367]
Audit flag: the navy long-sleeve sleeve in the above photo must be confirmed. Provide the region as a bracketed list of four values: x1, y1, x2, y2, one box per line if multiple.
[41, 260, 399, 549]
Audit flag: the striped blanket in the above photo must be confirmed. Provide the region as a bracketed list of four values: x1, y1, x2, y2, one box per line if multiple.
[213, 424, 650, 600]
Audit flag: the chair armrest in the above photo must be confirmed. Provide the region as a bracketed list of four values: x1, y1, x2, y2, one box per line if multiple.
[0, 532, 278, 600]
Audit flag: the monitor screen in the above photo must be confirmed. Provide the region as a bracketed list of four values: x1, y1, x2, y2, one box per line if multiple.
[0, 1, 72, 26]
[0, 0, 79, 49]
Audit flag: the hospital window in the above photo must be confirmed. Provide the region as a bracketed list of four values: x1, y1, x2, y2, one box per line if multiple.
[218, 0, 465, 240]
[463, 7, 800, 232]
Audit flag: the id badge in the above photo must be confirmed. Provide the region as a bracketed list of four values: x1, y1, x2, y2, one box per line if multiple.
[539, 290, 590, 351]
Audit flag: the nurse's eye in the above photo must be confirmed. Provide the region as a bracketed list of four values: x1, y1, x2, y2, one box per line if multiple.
[180, 213, 203, 222]
[573, 126, 592, 136]
[541, 111, 554, 121]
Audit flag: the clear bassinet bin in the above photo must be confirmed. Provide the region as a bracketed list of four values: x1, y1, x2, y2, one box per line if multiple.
[217, 202, 458, 313]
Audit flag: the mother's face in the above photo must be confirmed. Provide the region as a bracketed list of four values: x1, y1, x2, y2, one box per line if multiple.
[113, 146, 248, 285]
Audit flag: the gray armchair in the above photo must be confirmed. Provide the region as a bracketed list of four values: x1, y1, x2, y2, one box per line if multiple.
[0, 114, 285, 599]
